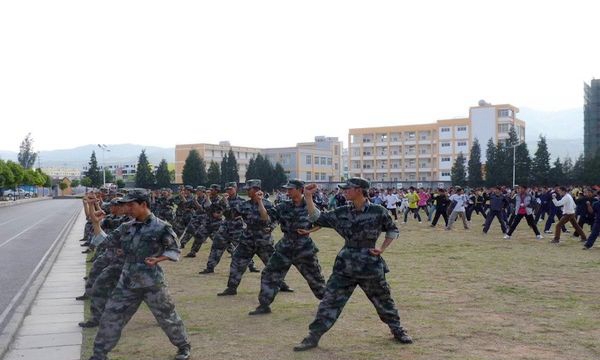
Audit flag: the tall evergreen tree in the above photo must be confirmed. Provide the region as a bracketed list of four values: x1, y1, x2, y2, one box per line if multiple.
[272, 163, 288, 190]
[182, 149, 206, 187]
[562, 156, 574, 184]
[467, 139, 483, 187]
[548, 157, 565, 185]
[18, 133, 37, 169]
[227, 149, 240, 183]
[86, 151, 103, 188]
[451, 152, 467, 187]
[155, 159, 171, 188]
[104, 168, 115, 184]
[245, 157, 258, 182]
[207, 161, 222, 185]
[531, 135, 551, 186]
[135, 149, 156, 189]
[572, 154, 586, 184]
[484, 138, 498, 186]
[514, 142, 532, 186]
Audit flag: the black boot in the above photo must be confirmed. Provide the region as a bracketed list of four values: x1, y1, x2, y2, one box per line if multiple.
[78, 320, 99, 328]
[279, 283, 294, 292]
[248, 264, 260, 273]
[199, 268, 214, 274]
[393, 329, 413, 344]
[75, 294, 89, 301]
[184, 252, 196, 258]
[217, 287, 237, 296]
[175, 346, 191, 360]
[293, 334, 320, 351]
[248, 305, 271, 315]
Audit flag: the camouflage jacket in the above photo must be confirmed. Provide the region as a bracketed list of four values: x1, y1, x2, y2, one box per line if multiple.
[94, 213, 180, 289]
[311, 202, 398, 278]
[238, 198, 275, 244]
[223, 195, 245, 221]
[268, 198, 313, 237]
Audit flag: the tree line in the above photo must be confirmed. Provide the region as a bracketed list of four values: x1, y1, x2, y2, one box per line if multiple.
[1, 133, 51, 190]
[451, 125, 600, 187]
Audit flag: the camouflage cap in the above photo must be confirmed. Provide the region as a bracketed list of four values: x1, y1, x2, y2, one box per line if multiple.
[110, 197, 123, 206]
[184, 185, 194, 191]
[245, 179, 262, 189]
[196, 186, 206, 192]
[118, 189, 150, 204]
[209, 184, 221, 191]
[281, 179, 304, 189]
[224, 182, 237, 189]
[338, 177, 370, 190]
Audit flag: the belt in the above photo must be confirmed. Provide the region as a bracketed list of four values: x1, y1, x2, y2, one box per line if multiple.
[344, 240, 376, 248]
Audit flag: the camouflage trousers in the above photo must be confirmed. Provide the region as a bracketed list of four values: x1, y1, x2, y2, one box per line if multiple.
[85, 253, 112, 295]
[308, 272, 404, 337]
[83, 221, 93, 242]
[205, 220, 244, 271]
[226, 236, 283, 290]
[90, 263, 123, 322]
[92, 285, 190, 359]
[258, 236, 325, 306]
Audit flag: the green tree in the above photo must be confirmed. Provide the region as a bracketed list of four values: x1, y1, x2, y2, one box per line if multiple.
[155, 159, 171, 188]
[104, 168, 115, 184]
[6, 161, 24, 188]
[81, 177, 92, 189]
[207, 161, 221, 186]
[467, 138, 483, 187]
[59, 181, 69, 195]
[70, 179, 80, 188]
[135, 149, 156, 189]
[0, 160, 15, 189]
[562, 156, 574, 184]
[86, 151, 102, 188]
[549, 157, 565, 185]
[514, 142, 532, 186]
[182, 149, 207, 187]
[245, 157, 258, 182]
[17, 133, 37, 169]
[116, 179, 126, 188]
[484, 138, 498, 186]
[221, 149, 240, 184]
[451, 152, 467, 187]
[272, 163, 288, 190]
[571, 154, 586, 184]
[531, 135, 551, 186]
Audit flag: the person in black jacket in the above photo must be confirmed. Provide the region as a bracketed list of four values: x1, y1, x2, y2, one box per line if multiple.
[483, 187, 508, 234]
[430, 189, 450, 227]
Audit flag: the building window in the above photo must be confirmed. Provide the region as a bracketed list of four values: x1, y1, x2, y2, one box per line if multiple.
[498, 123, 510, 133]
[306, 155, 311, 165]
[441, 143, 451, 147]
[321, 173, 327, 180]
[457, 141, 467, 147]
[306, 172, 312, 181]
[457, 126, 467, 131]
[442, 172, 451, 177]
[327, 158, 332, 165]
[441, 157, 451, 162]
[321, 157, 327, 165]
[498, 109, 513, 117]
[441, 127, 451, 133]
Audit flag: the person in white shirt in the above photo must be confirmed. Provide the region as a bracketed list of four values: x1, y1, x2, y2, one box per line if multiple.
[550, 186, 587, 244]
[446, 187, 469, 230]
[384, 189, 400, 221]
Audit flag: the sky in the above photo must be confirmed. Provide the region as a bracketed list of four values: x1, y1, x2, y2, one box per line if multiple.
[1, 0, 598, 152]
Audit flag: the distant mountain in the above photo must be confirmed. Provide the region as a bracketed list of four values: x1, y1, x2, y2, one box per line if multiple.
[0, 144, 174, 167]
[519, 107, 583, 140]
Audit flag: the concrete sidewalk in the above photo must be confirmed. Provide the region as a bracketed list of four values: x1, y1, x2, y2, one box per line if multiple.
[4, 212, 86, 360]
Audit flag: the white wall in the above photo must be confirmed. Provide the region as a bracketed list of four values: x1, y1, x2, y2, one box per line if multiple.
[470, 107, 496, 162]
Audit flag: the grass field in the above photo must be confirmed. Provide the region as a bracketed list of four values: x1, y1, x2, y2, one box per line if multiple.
[81, 215, 600, 360]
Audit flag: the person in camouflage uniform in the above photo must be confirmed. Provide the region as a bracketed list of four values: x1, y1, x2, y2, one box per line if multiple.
[78, 197, 130, 328]
[200, 182, 259, 274]
[180, 186, 211, 253]
[217, 179, 292, 296]
[87, 189, 191, 360]
[293, 178, 412, 352]
[176, 186, 201, 248]
[184, 184, 224, 257]
[155, 188, 176, 223]
[249, 179, 326, 315]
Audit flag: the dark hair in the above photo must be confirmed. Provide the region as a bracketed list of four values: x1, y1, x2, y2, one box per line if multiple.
[559, 186, 568, 192]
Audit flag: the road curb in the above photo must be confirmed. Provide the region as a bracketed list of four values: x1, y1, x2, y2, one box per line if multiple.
[0, 208, 83, 359]
[0, 197, 51, 209]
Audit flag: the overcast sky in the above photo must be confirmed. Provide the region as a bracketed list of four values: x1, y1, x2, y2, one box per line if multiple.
[1, 1, 598, 152]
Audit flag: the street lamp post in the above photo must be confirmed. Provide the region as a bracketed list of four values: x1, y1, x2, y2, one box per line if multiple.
[98, 144, 110, 187]
[511, 141, 522, 188]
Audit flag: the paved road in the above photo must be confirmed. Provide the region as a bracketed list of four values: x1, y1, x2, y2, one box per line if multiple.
[0, 199, 81, 333]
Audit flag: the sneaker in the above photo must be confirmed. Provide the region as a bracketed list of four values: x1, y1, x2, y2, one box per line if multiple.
[217, 287, 237, 296]
[199, 268, 214, 274]
[248, 305, 272, 315]
[279, 285, 295, 293]
[293, 334, 320, 351]
[184, 252, 196, 258]
[393, 330, 413, 344]
[536, 235, 543, 240]
[175, 346, 191, 360]
[503, 234, 511, 239]
[75, 294, 89, 301]
[418, 221, 422, 224]
[582, 246, 591, 250]
[544, 230, 553, 234]
[550, 239, 560, 244]
[78, 320, 99, 328]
